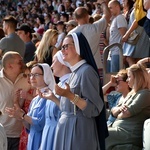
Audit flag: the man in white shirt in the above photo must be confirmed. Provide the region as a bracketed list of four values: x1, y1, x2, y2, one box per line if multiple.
[0, 51, 30, 150]
[69, 0, 110, 69]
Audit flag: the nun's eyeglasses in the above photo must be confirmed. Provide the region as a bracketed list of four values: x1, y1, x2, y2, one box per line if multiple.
[29, 73, 43, 78]
[61, 43, 74, 51]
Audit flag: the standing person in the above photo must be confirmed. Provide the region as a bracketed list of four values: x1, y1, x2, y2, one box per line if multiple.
[16, 24, 36, 63]
[108, 0, 127, 72]
[0, 51, 30, 150]
[65, 20, 78, 33]
[55, 21, 66, 50]
[122, 3, 150, 66]
[0, 16, 25, 59]
[69, 0, 110, 69]
[34, 29, 58, 66]
[143, 0, 150, 37]
[5, 63, 56, 150]
[47, 32, 108, 150]
[40, 51, 71, 150]
[122, 0, 134, 24]
[17, 61, 37, 150]
[0, 111, 7, 150]
[105, 64, 150, 150]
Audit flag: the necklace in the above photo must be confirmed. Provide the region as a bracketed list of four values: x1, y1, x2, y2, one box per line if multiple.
[68, 72, 77, 115]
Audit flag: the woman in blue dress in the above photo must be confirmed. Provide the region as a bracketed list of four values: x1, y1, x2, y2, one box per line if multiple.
[39, 51, 71, 150]
[5, 63, 55, 150]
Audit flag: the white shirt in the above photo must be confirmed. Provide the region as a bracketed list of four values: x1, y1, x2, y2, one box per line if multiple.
[0, 69, 30, 137]
[0, 124, 7, 150]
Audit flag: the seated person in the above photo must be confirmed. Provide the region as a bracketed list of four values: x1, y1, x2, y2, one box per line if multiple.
[103, 69, 131, 126]
[105, 64, 150, 150]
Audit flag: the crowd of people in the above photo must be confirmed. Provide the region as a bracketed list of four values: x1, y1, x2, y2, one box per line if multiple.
[0, 0, 150, 150]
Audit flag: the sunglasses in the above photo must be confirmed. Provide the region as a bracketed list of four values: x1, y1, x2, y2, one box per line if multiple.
[61, 43, 74, 51]
[116, 80, 124, 85]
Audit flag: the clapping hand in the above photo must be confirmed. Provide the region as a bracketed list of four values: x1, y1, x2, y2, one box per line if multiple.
[5, 104, 24, 120]
[55, 83, 72, 98]
[37, 88, 56, 101]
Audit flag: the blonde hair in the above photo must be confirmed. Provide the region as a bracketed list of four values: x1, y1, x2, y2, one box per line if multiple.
[35, 29, 58, 62]
[127, 64, 150, 92]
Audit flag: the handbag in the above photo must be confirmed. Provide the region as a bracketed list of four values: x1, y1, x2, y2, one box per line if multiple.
[126, 31, 140, 45]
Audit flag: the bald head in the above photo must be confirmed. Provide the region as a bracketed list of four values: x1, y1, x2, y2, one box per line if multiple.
[74, 7, 89, 20]
[108, 0, 122, 16]
[2, 51, 20, 68]
[108, 0, 121, 9]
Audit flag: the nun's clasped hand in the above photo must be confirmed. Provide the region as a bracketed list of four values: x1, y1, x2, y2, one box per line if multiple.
[55, 83, 72, 98]
[38, 88, 55, 100]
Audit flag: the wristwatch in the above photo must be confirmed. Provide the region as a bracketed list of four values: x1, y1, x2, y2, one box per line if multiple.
[21, 112, 26, 120]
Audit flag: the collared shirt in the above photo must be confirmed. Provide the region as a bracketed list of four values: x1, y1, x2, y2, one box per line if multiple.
[59, 73, 71, 84]
[70, 59, 86, 72]
[0, 69, 30, 137]
[0, 123, 7, 150]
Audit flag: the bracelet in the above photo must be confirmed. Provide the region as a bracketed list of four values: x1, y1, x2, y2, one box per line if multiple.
[21, 112, 26, 120]
[71, 94, 79, 105]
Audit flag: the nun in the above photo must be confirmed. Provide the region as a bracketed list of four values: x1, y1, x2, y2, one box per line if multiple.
[5, 63, 55, 150]
[40, 51, 71, 150]
[52, 32, 108, 150]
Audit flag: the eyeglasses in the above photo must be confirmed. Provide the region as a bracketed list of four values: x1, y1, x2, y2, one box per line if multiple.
[61, 43, 74, 51]
[29, 73, 43, 78]
[116, 80, 124, 85]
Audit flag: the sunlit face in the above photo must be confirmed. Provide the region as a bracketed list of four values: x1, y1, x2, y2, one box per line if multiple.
[11, 55, 24, 74]
[51, 35, 58, 46]
[61, 37, 77, 65]
[144, 0, 150, 10]
[51, 56, 63, 77]
[29, 66, 47, 89]
[115, 75, 128, 93]
[66, 24, 74, 33]
[108, 2, 117, 16]
[127, 70, 134, 88]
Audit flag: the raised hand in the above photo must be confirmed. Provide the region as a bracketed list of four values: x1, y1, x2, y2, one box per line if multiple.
[5, 104, 25, 120]
[55, 83, 72, 98]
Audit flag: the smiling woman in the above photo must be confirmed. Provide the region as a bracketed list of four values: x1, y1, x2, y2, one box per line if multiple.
[49, 32, 108, 150]
[102, 69, 131, 127]
[105, 64, 150, 150]
[5, 63, 55, 150]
